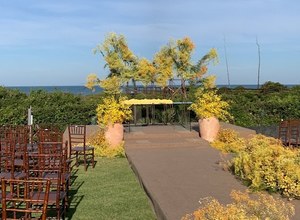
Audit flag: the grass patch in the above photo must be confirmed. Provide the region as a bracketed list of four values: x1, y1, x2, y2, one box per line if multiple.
[67, 158, 156, 220]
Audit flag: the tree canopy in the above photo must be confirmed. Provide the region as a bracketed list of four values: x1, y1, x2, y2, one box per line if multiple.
[86, 33, 219, 99]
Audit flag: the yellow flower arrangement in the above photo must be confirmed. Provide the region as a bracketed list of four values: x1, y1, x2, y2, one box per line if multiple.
[189, 75, 232, 121]
[189, 89, 232, 121]
[211, 128, 246, 153]
[87, 130, 125, 158]
[96, 96, 132, 126]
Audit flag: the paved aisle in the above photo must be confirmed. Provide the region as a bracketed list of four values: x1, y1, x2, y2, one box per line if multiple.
[124, 124, 300, 220]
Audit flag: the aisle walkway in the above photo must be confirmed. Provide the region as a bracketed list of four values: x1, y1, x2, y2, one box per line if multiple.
[124, 124, 300, 220]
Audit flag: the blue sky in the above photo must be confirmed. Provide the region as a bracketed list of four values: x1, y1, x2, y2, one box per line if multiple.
[0, 0, 299, 86]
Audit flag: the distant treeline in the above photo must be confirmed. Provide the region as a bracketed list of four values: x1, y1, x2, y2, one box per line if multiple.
[0, 81, 299, 128]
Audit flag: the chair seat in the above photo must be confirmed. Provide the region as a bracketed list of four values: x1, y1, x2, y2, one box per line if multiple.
[41, 173, 70, 186]
[14, 158, 35, 166]
[72, 146, 94, 152]
[0, 172, 11, 179]
[32, 190, 66, 204]
[43, 173, 60, 179]
[14, 158, 24, 166]
[0, 171, 27, 179]
[49, 191, 67, 203]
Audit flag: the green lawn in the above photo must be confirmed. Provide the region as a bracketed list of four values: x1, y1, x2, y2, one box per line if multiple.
[66, 158, 156, 220]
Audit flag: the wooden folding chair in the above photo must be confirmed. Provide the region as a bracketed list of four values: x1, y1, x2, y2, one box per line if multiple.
[68, 125, 95, 171]
[288, 120, 300, 146]
[29, 153, 67, 220]
[1, 178, 50, 220]
[278, 120, 289, 146]
[37, 141, 71, 209]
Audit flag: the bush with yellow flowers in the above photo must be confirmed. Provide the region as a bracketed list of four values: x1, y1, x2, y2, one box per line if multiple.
[189, 89, 232, 121]
[211, 128, 246, 153]
[211, 131, 300, 199]
[87, 129, 125, 158]
[96, 96, 132, 126]
[232, 135, 300, 198]
[182, 190, 295, 220]
[189, 76, 232, 121]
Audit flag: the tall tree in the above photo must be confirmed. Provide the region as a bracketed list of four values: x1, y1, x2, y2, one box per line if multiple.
[168, 37, 219, 98]
[169, 37, 195, 98]
[88, 34, 219, 99]
[93, 33, 138, 91]
[153, 45, 175, 89]
[136, 58, 156, 87]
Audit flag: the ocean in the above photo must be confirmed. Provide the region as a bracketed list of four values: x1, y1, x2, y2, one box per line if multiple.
[6, 84, 299, 95]
[7, 86, 103, 95]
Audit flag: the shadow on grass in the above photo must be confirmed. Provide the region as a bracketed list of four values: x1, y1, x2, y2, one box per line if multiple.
[66, 180, 85, 219]
[71, 159, 98, 171]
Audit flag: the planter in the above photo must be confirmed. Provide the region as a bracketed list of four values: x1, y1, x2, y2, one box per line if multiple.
[105, 123, 124, 148]
[198, 117, 220, 142]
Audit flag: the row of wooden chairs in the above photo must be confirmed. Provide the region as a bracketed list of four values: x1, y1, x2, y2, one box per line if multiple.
[0, 129, 70, 219]
[36, 124, 95, 171]
[278, 119, 300, 146]
[0, 124, 94, 219]
[0, 124, 95, 171]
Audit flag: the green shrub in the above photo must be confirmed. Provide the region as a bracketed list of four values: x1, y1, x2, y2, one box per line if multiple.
[0, 87, 28, 124]
[0, 87, 99, 129]
[28, 90, 97, 128]
[260, 81, 288, 94]
[216, 82, 300, 127]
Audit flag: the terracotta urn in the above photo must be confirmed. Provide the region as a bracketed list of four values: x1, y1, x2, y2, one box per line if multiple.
[198, 117, 220, 142]
[105, 123, 124, 148]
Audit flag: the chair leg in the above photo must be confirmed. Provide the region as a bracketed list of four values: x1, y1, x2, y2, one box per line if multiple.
[62, 197, 66, 220]
[76, 151, 79, 167]
[65, 178, 70, 211]
[57, 206, 60, 220]
[84, 154, 87, 171]
[92, 149, 95, 168]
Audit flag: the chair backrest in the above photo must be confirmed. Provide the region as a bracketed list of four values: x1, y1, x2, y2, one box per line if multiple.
[68, 125, 86, 147]
[29, 153, 64, 203]
[1, 178, 50, 220]
[278, 120, 289, 145]
[1, 125, 29, 156]
[30, 153, 62, 176]
[38, 141, 70, 172]
[0, 140, 29, 178]
[38, 128, 63, 142]
[38, 141, 64, 155]
[289, 120, 300, 145]
[13, 125, 30, 144]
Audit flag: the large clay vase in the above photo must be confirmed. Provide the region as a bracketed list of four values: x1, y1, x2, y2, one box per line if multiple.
[105, 123, 124, 148]
[198, 117, 220, 142]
